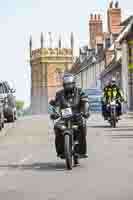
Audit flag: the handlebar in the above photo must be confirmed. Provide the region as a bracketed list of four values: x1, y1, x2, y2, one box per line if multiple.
[107, 98, 121, 103]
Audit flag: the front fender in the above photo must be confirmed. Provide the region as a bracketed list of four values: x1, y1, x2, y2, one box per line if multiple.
[63, 129, 73, 136]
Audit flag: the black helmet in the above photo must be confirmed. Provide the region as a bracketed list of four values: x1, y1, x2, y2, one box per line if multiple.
[63, 73, 76, 92]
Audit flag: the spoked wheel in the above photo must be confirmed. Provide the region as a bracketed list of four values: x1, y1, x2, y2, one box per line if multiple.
[111, 113, 116, 128]
[64, 134, 72, 170]
[112, 119, 116, 128]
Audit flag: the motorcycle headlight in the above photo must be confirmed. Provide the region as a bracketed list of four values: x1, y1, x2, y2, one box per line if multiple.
[72, 125, 78, 129]
[60, 125, 66, 131]
[110, 100, 116, 105]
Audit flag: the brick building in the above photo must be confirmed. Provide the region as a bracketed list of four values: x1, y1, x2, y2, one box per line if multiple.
[107, 1, 122, 38]
[89, 14, 103, 49]
[71, 1, 122, 91]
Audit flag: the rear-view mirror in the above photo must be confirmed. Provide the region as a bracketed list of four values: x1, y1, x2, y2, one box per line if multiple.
[11, 88, 16, 93]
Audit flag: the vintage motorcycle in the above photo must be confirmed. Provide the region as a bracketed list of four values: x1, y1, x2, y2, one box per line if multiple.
[49, 100, 84, 170]
[106, 98, 119, 128]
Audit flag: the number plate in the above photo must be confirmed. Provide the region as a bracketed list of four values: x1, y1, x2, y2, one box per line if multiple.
[61, 108, 72, 118]
[110, 101, 116, 106]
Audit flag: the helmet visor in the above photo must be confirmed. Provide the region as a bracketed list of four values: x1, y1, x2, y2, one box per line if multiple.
[63, 74, 76, 91]
[63, 75, 75, 84]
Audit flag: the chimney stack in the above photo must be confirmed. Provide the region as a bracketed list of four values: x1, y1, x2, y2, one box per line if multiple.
[98, 14, 101, 20]
[115, 1, 119, 8]
[89, 13, 103, 49]
[109, 1, 113, 8]
[107, 1, 122, 35]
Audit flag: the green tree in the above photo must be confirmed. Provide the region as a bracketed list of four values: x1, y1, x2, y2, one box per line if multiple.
[16, 100, 25, 111]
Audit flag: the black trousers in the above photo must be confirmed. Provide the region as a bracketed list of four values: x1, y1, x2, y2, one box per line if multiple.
[54, 120, 87, 155]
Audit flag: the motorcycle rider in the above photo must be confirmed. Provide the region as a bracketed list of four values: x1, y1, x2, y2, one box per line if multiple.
[101, 77, 124, 120]
[49, 73, 90, 158]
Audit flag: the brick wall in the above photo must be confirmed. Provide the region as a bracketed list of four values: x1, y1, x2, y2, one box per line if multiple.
[107, 1, 122, 35]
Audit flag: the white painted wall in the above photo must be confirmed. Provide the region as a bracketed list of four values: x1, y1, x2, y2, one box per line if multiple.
[76, 60, 104, 89]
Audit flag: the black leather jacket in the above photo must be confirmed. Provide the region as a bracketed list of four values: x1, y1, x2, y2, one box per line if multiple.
[50, 88, 89, 118]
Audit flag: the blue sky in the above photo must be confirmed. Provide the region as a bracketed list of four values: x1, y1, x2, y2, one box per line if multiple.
[0, 0, 132, 107]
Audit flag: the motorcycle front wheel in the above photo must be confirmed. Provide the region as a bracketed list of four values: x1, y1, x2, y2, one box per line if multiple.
[111, 113, 116, 128]
[64, 134, 72, 170]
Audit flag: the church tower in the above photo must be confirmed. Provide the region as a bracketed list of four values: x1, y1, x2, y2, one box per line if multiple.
[29, 32, 74, 114]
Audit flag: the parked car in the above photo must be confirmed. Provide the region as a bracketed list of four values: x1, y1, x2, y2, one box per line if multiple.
[85, 88, 102, 112]
[0, 81, 16, 122]
[0, 101, 4, 130]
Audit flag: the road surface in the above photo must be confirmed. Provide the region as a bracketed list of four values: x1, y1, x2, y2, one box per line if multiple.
[0, 114, 132, 199]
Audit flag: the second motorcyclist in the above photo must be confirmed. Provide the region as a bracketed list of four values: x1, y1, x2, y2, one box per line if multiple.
[101, 77, 124, 120]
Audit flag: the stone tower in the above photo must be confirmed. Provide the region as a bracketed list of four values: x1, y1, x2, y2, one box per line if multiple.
[29, 33, 74, 114]
[89, 14, 103, 49]
[107, 1, 121, 35]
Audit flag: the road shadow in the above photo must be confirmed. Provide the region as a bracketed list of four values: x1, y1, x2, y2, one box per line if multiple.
[88, 125, 110, 128]
[0, 162, 68, 172]
[107, 128, 133, 132]
[106, 133, 133, 139]
[117, 125, 133, 128]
